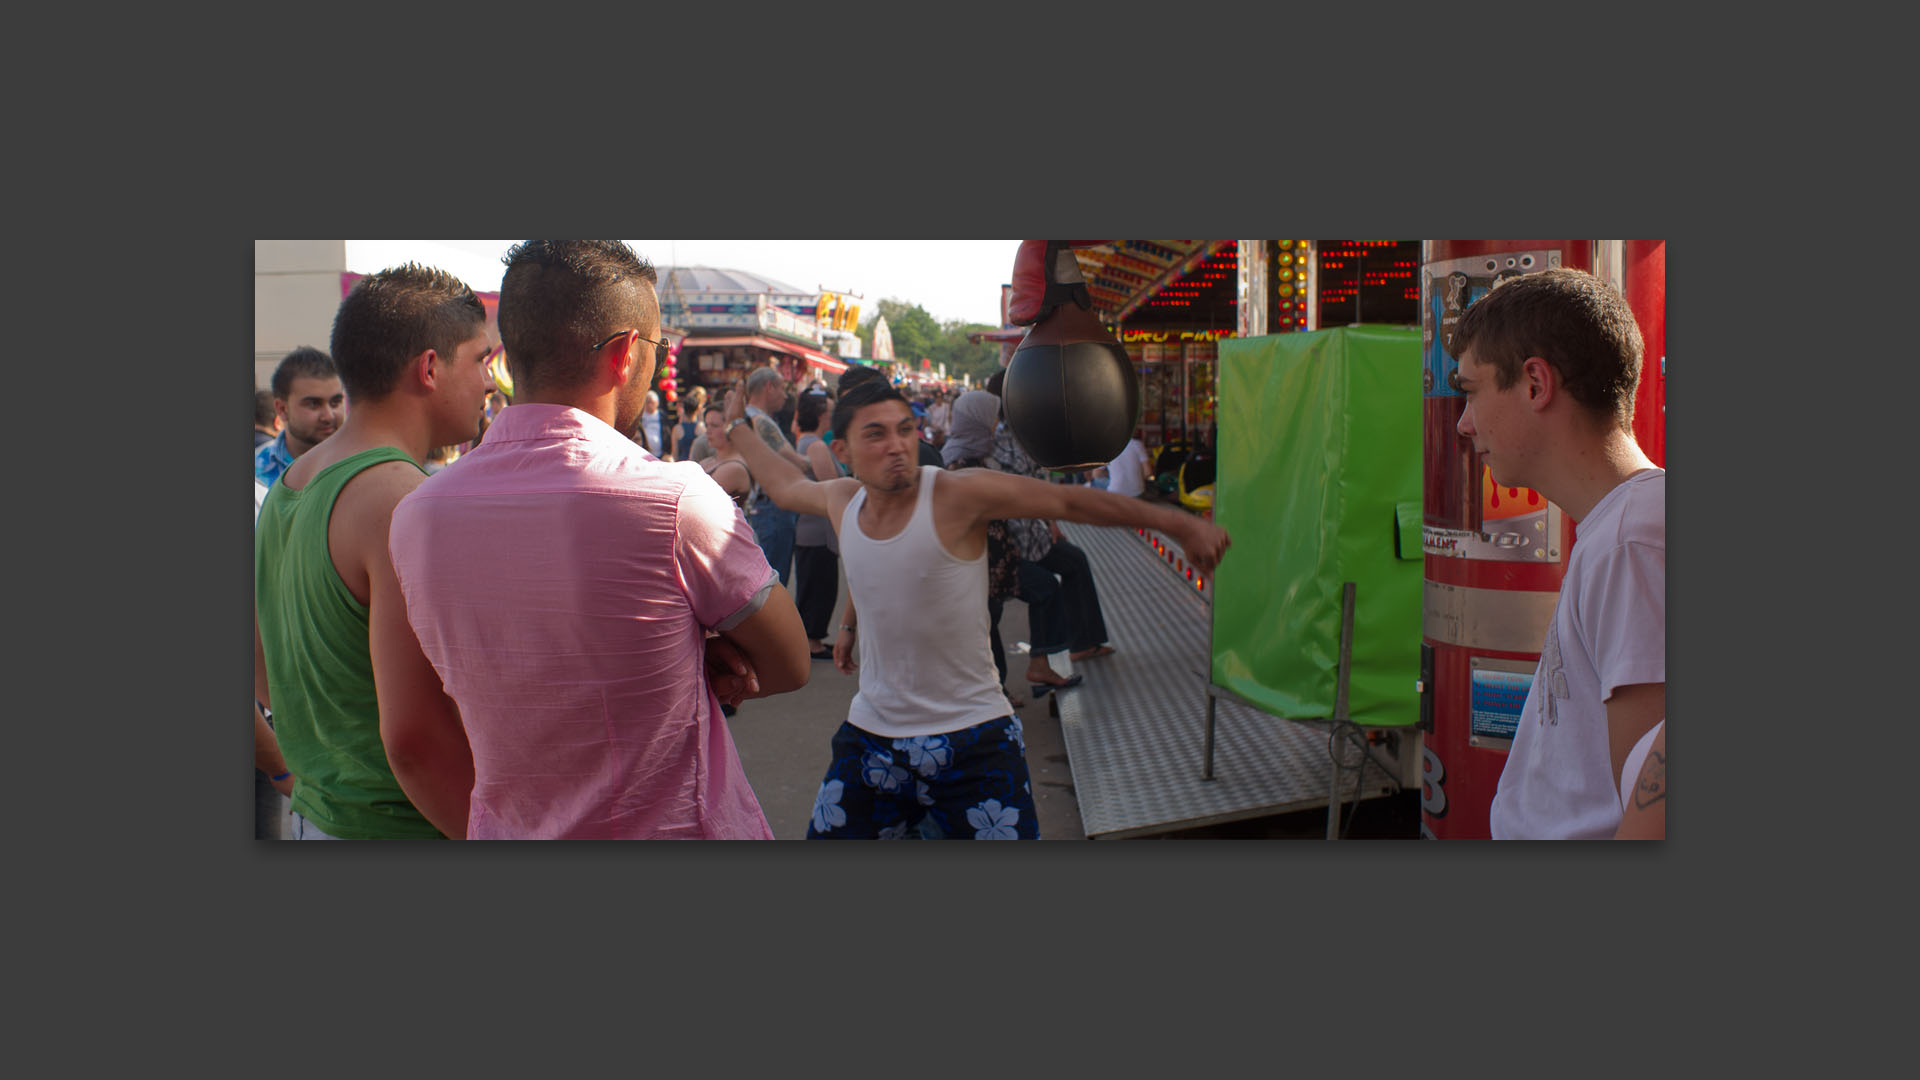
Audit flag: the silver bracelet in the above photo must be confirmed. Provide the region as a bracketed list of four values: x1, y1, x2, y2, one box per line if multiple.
[840, 624, 857, 633]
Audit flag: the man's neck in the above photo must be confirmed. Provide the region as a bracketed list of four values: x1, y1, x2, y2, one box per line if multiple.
[296, 402, 432, 473]
[518, 389, 616, 430]
[1543, 427, 1659, 523]
[858, 472, 921, 517]
[283, 429, 321, 458]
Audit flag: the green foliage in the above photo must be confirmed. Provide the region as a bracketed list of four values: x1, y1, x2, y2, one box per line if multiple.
[858, 298, 1002, 383]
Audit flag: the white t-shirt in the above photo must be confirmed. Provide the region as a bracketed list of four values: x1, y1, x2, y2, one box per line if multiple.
[1490, 469, 1665, 840]
[1106, 438, 1149, 497]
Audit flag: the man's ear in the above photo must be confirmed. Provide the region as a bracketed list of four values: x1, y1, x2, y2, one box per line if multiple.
[1522, 356, 1557, 411]
[413, 348, 441, 391]
[607, 335, 638, 388]
[831, 437, 851, 465]
[273, 398, 290, 424]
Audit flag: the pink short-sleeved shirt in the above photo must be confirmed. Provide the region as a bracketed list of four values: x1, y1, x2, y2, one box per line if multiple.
[389, 404, 777, 839]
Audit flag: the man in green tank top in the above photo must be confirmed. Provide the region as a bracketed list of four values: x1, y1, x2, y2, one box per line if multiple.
[254, 263, 497, 839]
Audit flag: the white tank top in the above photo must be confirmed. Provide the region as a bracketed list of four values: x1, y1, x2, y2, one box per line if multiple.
[840, 466, 1010, 737]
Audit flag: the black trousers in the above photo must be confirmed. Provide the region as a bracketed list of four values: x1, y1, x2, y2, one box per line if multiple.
[1038, 540, 1109, 653]
[793, 544, 839, 642]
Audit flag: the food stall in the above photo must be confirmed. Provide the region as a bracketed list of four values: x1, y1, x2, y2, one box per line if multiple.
[656, 266, 851, 396]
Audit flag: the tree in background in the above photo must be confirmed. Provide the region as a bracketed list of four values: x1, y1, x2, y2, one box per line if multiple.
[858, 298, 1001, 384]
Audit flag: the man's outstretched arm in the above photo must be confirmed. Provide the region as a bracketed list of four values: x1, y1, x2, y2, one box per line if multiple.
[948, 468, 1231, 573]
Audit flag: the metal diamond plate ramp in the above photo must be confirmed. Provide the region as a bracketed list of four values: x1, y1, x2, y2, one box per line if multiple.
[1054, 521, 1397, 839]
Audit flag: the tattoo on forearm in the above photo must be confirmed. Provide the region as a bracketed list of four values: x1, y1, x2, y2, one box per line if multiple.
[1632, 749, 1666, 810]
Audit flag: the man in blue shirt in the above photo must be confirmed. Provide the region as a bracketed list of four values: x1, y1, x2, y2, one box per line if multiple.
[254, 389, 281, 449]
[254, 346, 345, 488]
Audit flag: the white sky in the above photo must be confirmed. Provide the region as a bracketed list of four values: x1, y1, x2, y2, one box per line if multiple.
[343, 240, 1022, 328]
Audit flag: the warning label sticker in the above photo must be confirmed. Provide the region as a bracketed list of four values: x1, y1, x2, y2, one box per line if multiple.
[1470, 667, 1533, 741]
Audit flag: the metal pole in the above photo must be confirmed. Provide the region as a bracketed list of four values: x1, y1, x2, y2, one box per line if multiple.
[1327, 740, 1342, 839]
[1328, 582, 1357, 840]
[1203, 685, 1216, 781]
[1203, 376, 1222, 782]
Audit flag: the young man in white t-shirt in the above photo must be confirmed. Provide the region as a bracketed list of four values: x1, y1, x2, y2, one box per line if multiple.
[1104, 431, 1151, 498]
[1450, 268, 1665, 840]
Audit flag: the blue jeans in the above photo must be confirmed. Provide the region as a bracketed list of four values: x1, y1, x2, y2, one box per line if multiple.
[747, 499, 796, 587]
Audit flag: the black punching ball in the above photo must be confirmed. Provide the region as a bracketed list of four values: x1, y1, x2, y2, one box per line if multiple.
[1004, 311, 1138, 469]
[1001, 242, 1139, 469]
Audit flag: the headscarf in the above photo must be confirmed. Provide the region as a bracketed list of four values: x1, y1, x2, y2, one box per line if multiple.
[941, 390, 1001, 466]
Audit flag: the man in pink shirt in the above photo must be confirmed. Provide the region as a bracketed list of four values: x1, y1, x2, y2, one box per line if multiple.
[384, 240, 811, 839]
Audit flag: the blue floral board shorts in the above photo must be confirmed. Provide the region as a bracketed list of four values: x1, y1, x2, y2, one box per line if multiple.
[806, 715, 1039, 840]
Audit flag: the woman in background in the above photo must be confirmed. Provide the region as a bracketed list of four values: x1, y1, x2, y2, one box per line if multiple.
[699, 403, 754, 508]
[677, 385, 708, 460]
[791, 391, 841, 661]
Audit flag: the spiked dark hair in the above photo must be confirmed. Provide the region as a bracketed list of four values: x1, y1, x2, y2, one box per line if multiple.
[831, 379, 909, 441]
[329, 264, 486, 402]
[497, 240, 658, 394]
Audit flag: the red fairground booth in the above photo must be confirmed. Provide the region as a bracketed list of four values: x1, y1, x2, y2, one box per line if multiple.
[1417, 241, 1665, 839]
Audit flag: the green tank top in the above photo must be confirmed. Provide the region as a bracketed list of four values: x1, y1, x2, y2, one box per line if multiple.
[255, 446, 446, 839]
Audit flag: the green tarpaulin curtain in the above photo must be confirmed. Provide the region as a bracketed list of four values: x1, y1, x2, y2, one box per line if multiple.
[1211, 326, 1424, 727]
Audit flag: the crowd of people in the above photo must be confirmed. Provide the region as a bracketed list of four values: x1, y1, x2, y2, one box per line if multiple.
[251, 240, 1229, 841]
[252, 242, 1662, 841]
